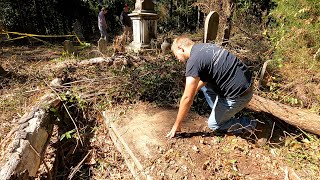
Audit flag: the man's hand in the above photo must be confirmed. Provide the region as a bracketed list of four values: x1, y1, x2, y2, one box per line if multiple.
[166, 125, 181, 138]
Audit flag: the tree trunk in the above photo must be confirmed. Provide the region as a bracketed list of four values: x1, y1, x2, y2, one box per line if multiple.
[170, 0, 173, 18]
[222, 0, 235, 46]
[0, 93, 61, 179]
[248, 94, 320, 136]
[197, 7, 200, 31]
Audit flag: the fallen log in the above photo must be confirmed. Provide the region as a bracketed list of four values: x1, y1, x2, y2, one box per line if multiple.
[248, 94, 320, 136]
[0, 93, 61, 179]
[53, 57, 113, 71]
[52, 55, 137, 73]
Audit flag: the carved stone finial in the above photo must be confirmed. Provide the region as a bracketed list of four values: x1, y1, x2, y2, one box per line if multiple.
[134, 0, 155, 12]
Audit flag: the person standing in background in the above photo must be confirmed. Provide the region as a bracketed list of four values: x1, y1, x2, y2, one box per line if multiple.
[120, 4, 132, 43]
[98, 7, 108, 41]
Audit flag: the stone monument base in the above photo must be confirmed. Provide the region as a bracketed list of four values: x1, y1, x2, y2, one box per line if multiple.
[127, 42, 150, 52]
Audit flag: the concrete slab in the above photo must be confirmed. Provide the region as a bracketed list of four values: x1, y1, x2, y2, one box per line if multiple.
[103, 103, 208, 179]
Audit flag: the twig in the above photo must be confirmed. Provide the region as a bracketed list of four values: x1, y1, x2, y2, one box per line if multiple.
[0, 87, 45, 99]
[67, 151, 91, 180]
[63, 103, 84, 146]
[61, 76, 115, 86]
[296, 126, 313, 141]
[268, 122, 276, 143]
[28, 142, 52, 180]
[44, 80, 84, 146]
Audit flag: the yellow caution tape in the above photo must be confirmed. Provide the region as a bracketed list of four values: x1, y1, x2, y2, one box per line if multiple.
[3, 35, 28, 41]
[1, 31, 76, 37]
[1, 31, 83, 44]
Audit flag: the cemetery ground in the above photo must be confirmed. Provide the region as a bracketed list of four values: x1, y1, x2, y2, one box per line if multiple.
[0, 43, 320, 179]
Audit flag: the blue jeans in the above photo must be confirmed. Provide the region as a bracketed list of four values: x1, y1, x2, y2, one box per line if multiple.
[201, 85, 253, 132]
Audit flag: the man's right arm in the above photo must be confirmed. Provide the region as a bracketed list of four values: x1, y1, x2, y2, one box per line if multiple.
[166, 76, 200, 138]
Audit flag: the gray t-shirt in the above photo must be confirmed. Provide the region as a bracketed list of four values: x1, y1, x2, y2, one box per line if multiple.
[185, 43, 252, 98]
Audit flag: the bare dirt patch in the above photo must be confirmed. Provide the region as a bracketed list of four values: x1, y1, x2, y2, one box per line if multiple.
[105, 102, 289, 179]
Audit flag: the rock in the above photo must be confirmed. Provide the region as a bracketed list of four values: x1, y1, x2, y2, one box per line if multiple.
[161, 38, 171, 54]
[202, 160, 210, 170]
[192, 145, 199, 152]
[123, 58, 133, 67]
[50, 78, 62, 87]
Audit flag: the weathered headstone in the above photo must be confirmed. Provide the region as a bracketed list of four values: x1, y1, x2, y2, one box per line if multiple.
[72, 19, 84, 41]
[63, 40, 75, 54]
[98, 38, 108, 54]
[204, 11, 219, 43]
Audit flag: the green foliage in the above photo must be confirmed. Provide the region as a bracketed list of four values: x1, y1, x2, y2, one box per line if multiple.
[60, 91, 87, 110]
[60, 129, 75, 141]
[155, 0, 200, 33]
[268, 0, 320, 69]
[0, 0, 98, 39]
[108, 56, 185, 106]
[265, 0, 320, 111]
[279, 133, 320, 177]
[236, 0, 276, 14]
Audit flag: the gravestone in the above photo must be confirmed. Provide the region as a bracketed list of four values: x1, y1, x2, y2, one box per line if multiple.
[72, 19, 84, 41]
[63, 40, 75, 54]
[128, 0, 158, 52]
[98, 38, 108, 54]
[204, 11, 219, 43]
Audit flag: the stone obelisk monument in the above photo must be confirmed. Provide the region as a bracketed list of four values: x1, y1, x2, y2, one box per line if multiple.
[128, 0, 158, 52]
